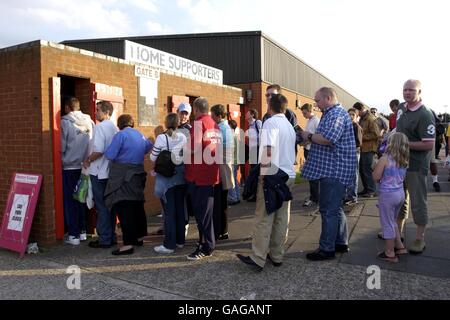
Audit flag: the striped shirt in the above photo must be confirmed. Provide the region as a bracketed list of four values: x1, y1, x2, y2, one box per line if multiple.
[301, 104, 357, 187]
[150, 131, 187, 165]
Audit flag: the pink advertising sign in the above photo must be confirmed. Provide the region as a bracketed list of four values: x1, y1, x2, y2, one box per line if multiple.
[0, 173, 42, 258]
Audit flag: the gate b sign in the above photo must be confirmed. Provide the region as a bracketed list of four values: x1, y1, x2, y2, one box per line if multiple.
[0, 173, 42, 258]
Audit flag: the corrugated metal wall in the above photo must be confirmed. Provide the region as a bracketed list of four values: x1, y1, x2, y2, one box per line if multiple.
[61, 40, 125, 59]
[262, 38, 362, 108]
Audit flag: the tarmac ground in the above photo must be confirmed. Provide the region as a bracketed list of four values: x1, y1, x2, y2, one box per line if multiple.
[1, 160, 449, 300]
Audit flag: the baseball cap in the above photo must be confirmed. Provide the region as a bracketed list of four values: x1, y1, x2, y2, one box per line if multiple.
[177, 102, 192, 114]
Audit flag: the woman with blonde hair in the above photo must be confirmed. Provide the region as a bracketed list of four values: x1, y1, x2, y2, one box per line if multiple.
[372, 132, 409, 262]
[151, 113, 187, 254]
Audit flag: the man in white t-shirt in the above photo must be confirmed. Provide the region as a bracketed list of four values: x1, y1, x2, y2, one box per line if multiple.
[300, 103, 320, 207]
[83, 100, 118, 248]
[237, 93, 296, 271]
[246, 108, 262, 168]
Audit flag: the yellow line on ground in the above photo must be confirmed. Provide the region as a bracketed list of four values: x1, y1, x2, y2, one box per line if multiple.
[0, 261, 196, 277]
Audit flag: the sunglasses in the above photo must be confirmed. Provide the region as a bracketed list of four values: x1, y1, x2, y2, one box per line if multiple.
[265, 93, 273, 98]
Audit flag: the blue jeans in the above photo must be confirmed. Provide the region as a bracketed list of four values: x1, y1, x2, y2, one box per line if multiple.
[319, 177, 348, 252]
[90, 175, 116, 245]
[359, 152, 376, 193]
[63, 169, 86, 237]
[228, 165, 241, 202]
[304, 149, 319, 203]
[346, 152, 360, 201]
[163, 184, 187, 249]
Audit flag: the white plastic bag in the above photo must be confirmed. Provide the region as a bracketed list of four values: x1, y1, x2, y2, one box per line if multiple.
[83, 167, 94, 209]
[445, 155, 450, 168]
[27, 243, 39, 254]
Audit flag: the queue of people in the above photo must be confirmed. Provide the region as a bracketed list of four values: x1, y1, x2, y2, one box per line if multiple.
[60, 79, 442, 268]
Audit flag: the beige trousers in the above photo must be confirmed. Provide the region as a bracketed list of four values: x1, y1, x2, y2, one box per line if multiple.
[250, 176, 295, 267]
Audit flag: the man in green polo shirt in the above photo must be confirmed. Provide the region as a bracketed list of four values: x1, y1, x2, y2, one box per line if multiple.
[396, 79, 435, 254]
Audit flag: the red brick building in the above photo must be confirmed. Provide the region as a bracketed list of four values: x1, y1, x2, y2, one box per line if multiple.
[0, 40, 242, 245]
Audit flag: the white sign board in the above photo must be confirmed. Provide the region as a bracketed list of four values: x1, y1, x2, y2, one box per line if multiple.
[15, 174, 39, 185]
[7, 194, 29, 232]
[94, 83, 123, 97]
[139, 77, 158, 105]
[135, 65, 160, 80]
[125, 40, 223, 85]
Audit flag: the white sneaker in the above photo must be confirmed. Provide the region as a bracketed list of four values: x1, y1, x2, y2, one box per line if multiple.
[80, 232, 87, 241]
[154, 245, 174, 254]
[64, 235, 80, 246]
[176, 244, 184, 249]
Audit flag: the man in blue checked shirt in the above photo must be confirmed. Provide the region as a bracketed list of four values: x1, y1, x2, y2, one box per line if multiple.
[301, 87, 357, 261]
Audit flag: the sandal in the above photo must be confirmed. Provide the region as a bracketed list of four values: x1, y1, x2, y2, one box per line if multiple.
[394, 247, 408, 255]
[377, 251, 398, 263]
[377, 232, 404, 243]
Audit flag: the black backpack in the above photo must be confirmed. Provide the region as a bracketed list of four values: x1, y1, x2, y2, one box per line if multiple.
[432, 110, 445, 136]
[154, 134, 176, 177]
[437, 122, 445, 136]
[436, 118, 445, 136]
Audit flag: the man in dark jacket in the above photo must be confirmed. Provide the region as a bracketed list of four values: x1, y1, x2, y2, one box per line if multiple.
[353, 102, 381, 198]
[344, 108, 363, 205]
[262, 84, 297, 127]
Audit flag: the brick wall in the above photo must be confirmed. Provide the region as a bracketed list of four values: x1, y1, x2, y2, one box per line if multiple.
[0, 44, 45, 242]
[0, 42, 242, 245]
[158, 74, 243, 123]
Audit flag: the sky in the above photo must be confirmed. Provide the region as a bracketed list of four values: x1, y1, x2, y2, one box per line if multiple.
[1, 0, 450, 115]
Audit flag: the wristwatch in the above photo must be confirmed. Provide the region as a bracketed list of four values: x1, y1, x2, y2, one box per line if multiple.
[308, 133, 313, 142]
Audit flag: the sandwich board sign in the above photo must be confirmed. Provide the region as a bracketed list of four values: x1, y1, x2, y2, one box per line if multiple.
[0, 173, 42, 258]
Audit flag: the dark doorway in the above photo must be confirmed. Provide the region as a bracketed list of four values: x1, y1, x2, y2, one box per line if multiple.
[187, 95, 198, 122]
[58, 74, 91, 116]
[55, 74, 92, 239]
[187, 95, 198, 107]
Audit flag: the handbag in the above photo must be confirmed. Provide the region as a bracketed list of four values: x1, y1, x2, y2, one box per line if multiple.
[73, 174, 90, 203]
[154, 134, 176, 177]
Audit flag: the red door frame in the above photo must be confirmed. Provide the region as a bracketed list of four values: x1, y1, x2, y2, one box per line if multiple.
[90, 83, 124, 122]
[51, 77, 65, 240]
[171, 95, 189, 113]
[228, 104, 242, 183]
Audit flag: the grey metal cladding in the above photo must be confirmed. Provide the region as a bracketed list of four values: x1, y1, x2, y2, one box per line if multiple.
[61, 40, 125, 59]
[132, 35, 261, 84]
[262, 38, 361, 108]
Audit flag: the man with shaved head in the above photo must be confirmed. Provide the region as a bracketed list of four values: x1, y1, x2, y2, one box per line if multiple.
[396, 79, 435, 254]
